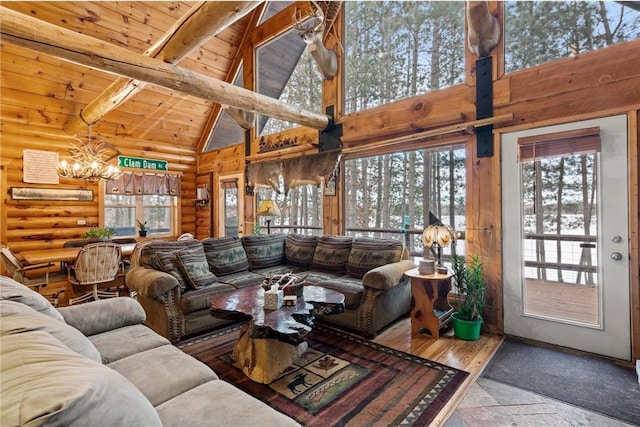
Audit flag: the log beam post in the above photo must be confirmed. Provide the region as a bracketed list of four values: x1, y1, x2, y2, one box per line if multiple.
[64, 1, 261, 135]
[0, 7, 330, 131]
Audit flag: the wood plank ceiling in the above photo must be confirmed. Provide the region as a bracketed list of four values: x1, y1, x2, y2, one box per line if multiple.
[1, 1, 256, 161]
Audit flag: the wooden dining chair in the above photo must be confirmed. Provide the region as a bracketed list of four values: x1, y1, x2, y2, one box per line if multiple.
[1, 246, 67, 306]
[60, 239, 88, 272]
[67, 242, 122, 305]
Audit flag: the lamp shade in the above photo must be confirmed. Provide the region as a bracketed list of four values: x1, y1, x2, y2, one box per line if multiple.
[257, 199, 280, 217]
[422, 224, 453, 248]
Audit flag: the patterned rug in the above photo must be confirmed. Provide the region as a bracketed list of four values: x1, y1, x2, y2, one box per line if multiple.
[178, 324, 469, 426]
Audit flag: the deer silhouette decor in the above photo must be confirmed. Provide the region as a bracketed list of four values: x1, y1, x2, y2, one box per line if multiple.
[293, 1, 338, 80]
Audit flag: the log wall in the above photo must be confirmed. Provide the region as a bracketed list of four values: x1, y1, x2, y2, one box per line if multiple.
[203, 36, 640, 351]
[1, 1, 638, 357]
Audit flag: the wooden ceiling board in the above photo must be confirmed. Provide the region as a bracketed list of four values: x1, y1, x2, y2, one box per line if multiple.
[0, 1, 282, 157]
[1, 45, 118, 92]
[2, 2, 155, 52]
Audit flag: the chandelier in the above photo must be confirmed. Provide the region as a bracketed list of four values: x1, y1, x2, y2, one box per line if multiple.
[57, 125, 122, 183]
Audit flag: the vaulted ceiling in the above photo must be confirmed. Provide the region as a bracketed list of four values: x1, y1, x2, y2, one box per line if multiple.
[1, 1, 312, 167]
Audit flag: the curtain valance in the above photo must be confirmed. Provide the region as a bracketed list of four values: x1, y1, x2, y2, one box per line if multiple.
[106, 172, 180, 196]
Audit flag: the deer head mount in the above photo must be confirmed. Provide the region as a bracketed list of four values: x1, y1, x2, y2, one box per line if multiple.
[466, 1, 501, 58]
[293, 1, 338, 80]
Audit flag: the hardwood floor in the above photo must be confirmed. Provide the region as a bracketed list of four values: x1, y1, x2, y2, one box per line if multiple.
[373, 317, 504, 426]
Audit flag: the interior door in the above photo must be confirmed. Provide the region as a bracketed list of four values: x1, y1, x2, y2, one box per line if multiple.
[216, 173, 244, 238]
[501, 115, 631, 360]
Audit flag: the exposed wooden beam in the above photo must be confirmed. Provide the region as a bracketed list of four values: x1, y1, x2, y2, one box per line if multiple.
[197, 3, 267, 153]
[343, 113, 514, 154]
[1, 7, 330, 131]
[64, 1, 261, 135]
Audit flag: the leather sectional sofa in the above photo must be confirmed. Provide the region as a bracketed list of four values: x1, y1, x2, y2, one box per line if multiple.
[0, 276, 298, 427]
[126, 233, 416, 342]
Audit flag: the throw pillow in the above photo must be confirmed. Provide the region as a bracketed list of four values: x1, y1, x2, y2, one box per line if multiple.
[156, 251, 188, 292]
[311, 235, 353, 274]
[176, 247, 217, 290]
[347, 237, 404, 279]
[242, 234, 286, 269]
[202, 237, 250, 276]
[285, 233, 318, 268]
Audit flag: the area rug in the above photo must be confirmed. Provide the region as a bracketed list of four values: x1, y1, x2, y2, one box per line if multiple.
[481, 336, 640, 425]
[178, 324, 469, 426]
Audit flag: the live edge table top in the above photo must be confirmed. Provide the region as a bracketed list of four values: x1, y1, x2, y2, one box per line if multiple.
[209, 285, 345, 346]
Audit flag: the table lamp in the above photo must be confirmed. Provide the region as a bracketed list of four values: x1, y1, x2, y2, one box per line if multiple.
[257, 199, 280, 234]
[421, 223, 453, 267]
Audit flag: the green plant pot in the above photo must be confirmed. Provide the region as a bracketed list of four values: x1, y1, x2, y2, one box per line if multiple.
[451, 312, 482, 341]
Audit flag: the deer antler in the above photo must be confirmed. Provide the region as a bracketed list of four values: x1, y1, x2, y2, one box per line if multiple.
[293, 1, 325, 34]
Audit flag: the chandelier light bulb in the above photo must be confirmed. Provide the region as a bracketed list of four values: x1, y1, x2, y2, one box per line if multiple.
[56, 124, 122, 183]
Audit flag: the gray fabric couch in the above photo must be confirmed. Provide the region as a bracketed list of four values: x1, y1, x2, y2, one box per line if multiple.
[0, 276, 299, 427]
[126, 234, 416, 342]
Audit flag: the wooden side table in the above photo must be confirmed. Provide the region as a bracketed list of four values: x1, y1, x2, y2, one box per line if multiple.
[405, 268, 453, 339]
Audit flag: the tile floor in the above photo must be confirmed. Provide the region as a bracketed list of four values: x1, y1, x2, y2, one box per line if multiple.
[444, 377, 635, 427]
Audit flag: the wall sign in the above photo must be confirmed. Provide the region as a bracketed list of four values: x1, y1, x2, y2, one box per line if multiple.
[118, 155, 168, 171]
[23, 149, 59, 184]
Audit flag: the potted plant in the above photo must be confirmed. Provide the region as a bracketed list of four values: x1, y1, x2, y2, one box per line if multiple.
[85, 226, 116, 242]
[137, 220, 148, 237]
[451, 255, 486, 341]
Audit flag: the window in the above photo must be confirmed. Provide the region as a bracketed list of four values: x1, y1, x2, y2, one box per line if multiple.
[104, 173, 179, 237]
[505, 1, 640, 73]
[344, 1, 465, 113]
[255, 186, 323, 235]
[256, 28, 322, 136]
[344, 144, 466, 258]
[105, 194, 177, 238]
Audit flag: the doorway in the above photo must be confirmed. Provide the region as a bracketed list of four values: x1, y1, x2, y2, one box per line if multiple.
[501, 115, 631, 360]
[216, 173, 244, 238]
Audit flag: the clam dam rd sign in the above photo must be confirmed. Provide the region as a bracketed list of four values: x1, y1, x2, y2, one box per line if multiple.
[118, 156, 168, 171]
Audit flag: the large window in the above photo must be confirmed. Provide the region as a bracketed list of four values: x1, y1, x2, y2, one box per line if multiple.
[344, 1, 465, 113]
[105, 194, 177, 238]
[104, 173, 179, 238]
[344, 144, 466, 258]
[256, 186, 323, 235]
[505, 1, 639, 73]
[257, 28, 322, 135]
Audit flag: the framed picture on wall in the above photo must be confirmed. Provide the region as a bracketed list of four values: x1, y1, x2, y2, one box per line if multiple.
[11, 187, 93, 201]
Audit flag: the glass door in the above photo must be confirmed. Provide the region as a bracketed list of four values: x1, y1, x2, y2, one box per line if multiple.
[216, 173, 243, 238]
[502, 115, 631, 360]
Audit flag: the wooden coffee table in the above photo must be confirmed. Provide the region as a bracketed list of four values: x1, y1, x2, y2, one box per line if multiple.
[210, 285, 344, 384]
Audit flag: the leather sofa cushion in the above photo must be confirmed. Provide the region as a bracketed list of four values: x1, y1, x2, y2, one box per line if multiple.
[108, 344, 218, 407]
[0, 276, 64, 321]
[202, 237, 250, 276]
[242, 234, 286, 269]
[285, 233, 318, 268]
[89, 324, 171, 364]
[156, 380, 299, 427]
[180, 283, 236, 314]
[0, 300, 102, 363]
[347, 237, 404, 279]
[1, 331, 162, 427]
[311, 235, 353, 274]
